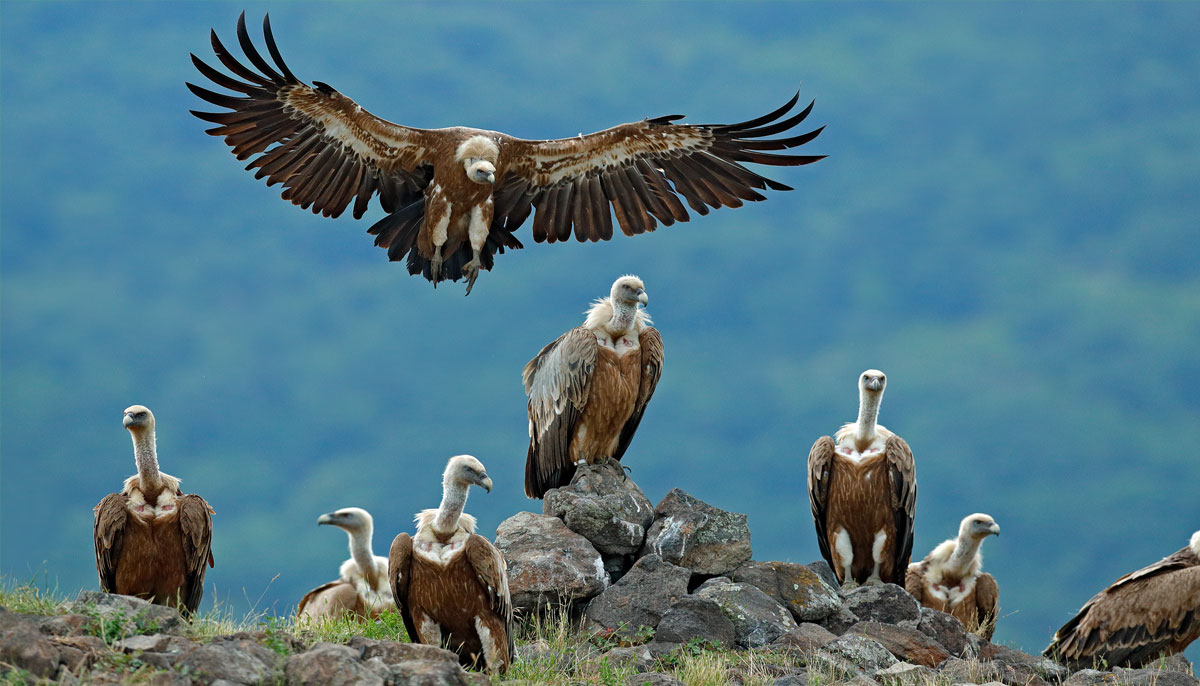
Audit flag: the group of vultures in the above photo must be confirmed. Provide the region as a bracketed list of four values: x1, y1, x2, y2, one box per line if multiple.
[88, 11, 1198, 677]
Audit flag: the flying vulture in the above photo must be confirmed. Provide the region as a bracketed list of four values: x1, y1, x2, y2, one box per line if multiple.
[297, 507, 393, 621]
[93, 406, 214, 614]
[388, 456, 513, 673]
[906, 513, 1001, 639]
[1044, 530, 1200, 669]
[523, 275, 663, 498]
[807, 369, 916, 588]
[188, 13, 825, 294]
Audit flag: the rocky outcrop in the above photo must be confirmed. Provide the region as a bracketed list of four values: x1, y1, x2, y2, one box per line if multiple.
[583, 554, 690, 637]
[693, 577, 798, 648]
[494, 511, 608, 613]
[543, 461, 655, 559]
[639, 489, 752, 576]
[730, 560, 842, 623]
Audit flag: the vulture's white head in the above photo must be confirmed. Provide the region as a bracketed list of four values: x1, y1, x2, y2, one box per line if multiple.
[1190, 530, 1200, 557]
[122, 405, 155, 435]
[610, 275, 649, 307]
[456, 136, 498, 185]
[444, 454, 493, 493]
[317, 507, 374, 533]
[959, 513, 1001, 541]
[859, 369, 887, 396]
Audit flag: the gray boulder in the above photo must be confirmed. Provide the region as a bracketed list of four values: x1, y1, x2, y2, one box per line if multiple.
[494, 511, 608, 612]
[584, 645, 655, 673]
[771, 622, 838, 653]
[652, 595, 737, 648]
[69, 591, 184, 635]
[694, 577, 798, 648]
[584, 554, 690, 638]
[814, 634, 899, 676]
[543, 460, 655, 557]
[875, 661, 937, 686]
[846, 621, 949, 668]
[915, 607, 969, 657]
[818, 605, 862, 636]
[842, 584, 921, 627]
[639, 489, 752, 576]
[731, 561, 842, 623]
[807, 560, 841, 591]
[627, 673, 685, 686]
[177, 634, 281, 685]
[388, 659, 475, 686]
[285, 642, 384, 686]
[980, 643, 1069, 684]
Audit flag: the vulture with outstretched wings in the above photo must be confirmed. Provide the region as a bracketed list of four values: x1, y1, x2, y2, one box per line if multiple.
[188, 13, 825, 293]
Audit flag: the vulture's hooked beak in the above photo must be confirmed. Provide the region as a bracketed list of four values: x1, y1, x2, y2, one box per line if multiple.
[122, 413, 135, 428]
[317, 513, 337, 526]
[480, 476, 494, 493]
[866, 378, 883, 392]
[990, 523, 1001, 536]
[637, 289, 649, 306]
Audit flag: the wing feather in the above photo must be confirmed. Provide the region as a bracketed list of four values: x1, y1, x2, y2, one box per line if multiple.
[807, 436, 837, 577]
[905, 560, 928, 605]
[613, 327, 664, 461]
[388, 533, 419, 643]
[522, 328, 598, 498]
[974, 572, 1000, 641]
[189, 13, 435, 220]
[465, 535, 515, 662]
[885, 435, 917, 580]
[496, 93, 824, 242]
[93, 494, 128, 594]
[176, 494, 215, 614]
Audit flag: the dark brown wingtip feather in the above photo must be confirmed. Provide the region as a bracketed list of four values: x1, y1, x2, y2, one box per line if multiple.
[724, 90, 802, 131]
[733, 99, 817, 139]
[236, 12, 285, 84]
[261, 14, 299, 83]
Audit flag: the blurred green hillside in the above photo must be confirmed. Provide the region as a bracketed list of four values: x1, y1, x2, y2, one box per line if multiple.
[2, 2, 1198, 661]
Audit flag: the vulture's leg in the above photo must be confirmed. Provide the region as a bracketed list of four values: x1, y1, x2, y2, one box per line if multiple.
[461, 250, 482, 296]
[461, 201, 493, 296]
[430, 249, 443, 286]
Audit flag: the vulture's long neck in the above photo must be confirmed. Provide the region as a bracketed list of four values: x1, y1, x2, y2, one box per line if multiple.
[348, 526, 379, 589]
[608, 298, 637, 335]
[433, 476, 469, 536]
[131, 428, 162, 490]
[854, 390, 882, 447]
[946, 532, 984, 576]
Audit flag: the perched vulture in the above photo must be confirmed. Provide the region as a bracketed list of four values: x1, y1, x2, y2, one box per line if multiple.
[93, 406, 214, 614]
[906, 513, 1001, 639]
[388, 456, 513, 673]
[188, 13, 825, 294]
[523, 275, 663, 498]
[807, 369, 916, 588]
[297, 507, 393, 621]
[1045, 530, 1200, 669]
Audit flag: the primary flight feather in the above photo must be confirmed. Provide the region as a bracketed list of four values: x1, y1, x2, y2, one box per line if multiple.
[188, 13, 826, 294]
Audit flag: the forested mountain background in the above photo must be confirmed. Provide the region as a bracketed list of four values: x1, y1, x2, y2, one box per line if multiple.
[3, 2, 1198, 661]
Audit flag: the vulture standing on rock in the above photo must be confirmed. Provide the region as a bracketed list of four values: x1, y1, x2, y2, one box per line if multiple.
[388, 456, 513, 674]
[523, 275, 663, 498]
[297, 507, 393, 621]
[93, 406, 214, 614]
[1045, 530, 1200, 669]
[188, 13, 826, 294]
[906, 513, 1001, 639]
[807, 370, 916, 588]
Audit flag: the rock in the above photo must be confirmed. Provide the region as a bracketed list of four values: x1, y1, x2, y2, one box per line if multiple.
[387, 659, 474, 685]
[818, 606, 862, 636]
[979, 643, 1069, 683]
[347, 637, 459, 665]
[1064, 670, 1111, 686]
[48, 635, 105, 672]
[772, 674, 810, 686]
[771, 622, 838, 653]
[807, 560, 841, 591]
[731, 560, 843, 623]
[1157, 655, 1197, 675]
[585, 645, 655, 673]
[875, 661, 937, 686]
[38, 614, 92, 637]
[113, 633, 173, 653]
[694, 577, 798, 648]
[0, 609, 67, 678]
[1109, 666, 1199, 686]
[177, 635, 280, 685]
[543, 461, 655, 557]
[639, 489, 752, 576]
[584, 554, 690, 637]
[916, 608, 969, 657]
[494, 511, 608, 612]
[841, 584, 921, 627]
[68, 591, 184, 635]
[651, 595, 737, 648]
[627, 673, 684, 686]
[938, 657, 1004, 685]
[284, 642, 383, 686]
[817, 634, 899, 676]
[846, 621, 949, 668]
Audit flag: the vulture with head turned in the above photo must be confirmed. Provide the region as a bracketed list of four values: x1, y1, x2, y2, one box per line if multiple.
[388, 456, 512, 674]
[188, 13, 825, 294]
[297, 507, 393, 621]
[807, 369, 916, 588]
[523, 275, 663, 498]
[906, 513, 1001, 639]
[93, 405, 214, 614]
[1044, 530, 1200, 669]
